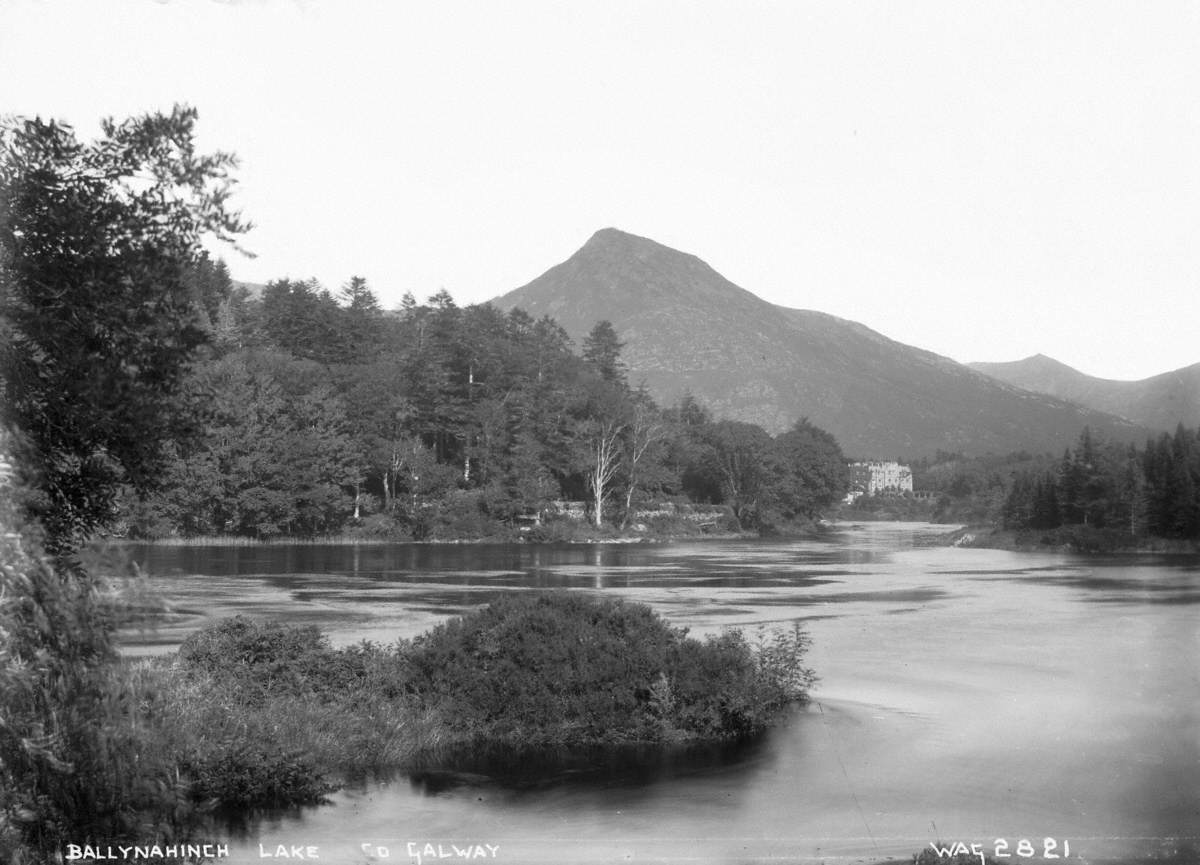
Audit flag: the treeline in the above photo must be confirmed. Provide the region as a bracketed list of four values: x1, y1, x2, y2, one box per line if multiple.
[838, 451, 1049, 525]
[122, 260, 849, 539]
[1002, 426, 1200, 539]
[910, 450, 1050, 525]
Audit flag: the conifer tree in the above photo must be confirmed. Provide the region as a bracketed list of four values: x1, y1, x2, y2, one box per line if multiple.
[582, 320, 626, 383]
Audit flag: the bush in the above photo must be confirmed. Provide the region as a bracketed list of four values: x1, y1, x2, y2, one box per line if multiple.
[427, 489, 505, 540]
[348, 513, 411, 540]
[149, 621, 430, 809]
[177, 616, 375, 702]
[180, 741, 333, 808]
[403, 592, 814, 744]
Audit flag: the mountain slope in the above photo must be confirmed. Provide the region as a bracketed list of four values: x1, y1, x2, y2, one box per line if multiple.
[493, 229, 1149, 457]
[969, 355, 1200, 433]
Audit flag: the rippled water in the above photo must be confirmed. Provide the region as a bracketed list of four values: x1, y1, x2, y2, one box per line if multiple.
[124, 524, 1200, 865]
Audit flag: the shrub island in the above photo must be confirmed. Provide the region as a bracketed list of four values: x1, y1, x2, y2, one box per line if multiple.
[135, 592, 817, 811]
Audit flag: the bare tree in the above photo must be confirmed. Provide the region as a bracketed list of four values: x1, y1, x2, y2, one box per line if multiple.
[583, 416, 627, 528]
[577, 382, 631, 528]
[620, 392, 666, 528]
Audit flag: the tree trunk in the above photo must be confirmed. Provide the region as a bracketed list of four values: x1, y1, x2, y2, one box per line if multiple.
[621, 483, 635, 529]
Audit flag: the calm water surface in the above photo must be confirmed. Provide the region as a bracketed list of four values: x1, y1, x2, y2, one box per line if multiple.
[125, 524, 1200, 865]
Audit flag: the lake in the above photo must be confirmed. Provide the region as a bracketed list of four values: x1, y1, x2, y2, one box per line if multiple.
[123, 523, 1200, 865]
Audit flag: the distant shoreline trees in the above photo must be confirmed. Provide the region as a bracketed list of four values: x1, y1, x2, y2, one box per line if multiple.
[1001, 425, 1200, 540]
[1, 109, 851, 548]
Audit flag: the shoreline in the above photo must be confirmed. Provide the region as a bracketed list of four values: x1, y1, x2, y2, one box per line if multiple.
[102, 529, 763, 547]
[946, 524, 1200, 555]
[101, 519, 847, 548]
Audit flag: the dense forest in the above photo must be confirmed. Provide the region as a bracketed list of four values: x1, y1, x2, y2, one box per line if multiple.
[119, 258, 850, 540]
[1001, 425, 1200, 540]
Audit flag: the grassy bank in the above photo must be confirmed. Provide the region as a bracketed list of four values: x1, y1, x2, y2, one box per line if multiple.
[111, 503, 833, 547]
[113, 533, 400, 547]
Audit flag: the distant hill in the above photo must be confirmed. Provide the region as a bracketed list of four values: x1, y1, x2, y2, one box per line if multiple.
[969, 354, 1200, 434]
[492, 229, 1149, 458]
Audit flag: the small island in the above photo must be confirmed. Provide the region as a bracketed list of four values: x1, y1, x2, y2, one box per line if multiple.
[141, 593, 816, 810]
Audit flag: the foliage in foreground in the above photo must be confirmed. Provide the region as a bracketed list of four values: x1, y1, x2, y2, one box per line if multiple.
[0, 474, 202, 862]
[157, 618, 433, 806]
[1, 106, 247, 556]
[0, 105, 247, 862]
[136, 594, 815, 812]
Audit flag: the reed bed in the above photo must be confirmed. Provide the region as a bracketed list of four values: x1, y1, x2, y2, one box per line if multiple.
[123, 658, 453, 807]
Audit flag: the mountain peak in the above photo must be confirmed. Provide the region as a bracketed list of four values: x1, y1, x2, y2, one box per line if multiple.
[1028, 353, 1078, 370]
[974, 354, 1086, 378]
[585, 227, 640, 245]
[971, 354, 1200, 431]
[498, 228, 760, 315]
[577, 227, 687, 263]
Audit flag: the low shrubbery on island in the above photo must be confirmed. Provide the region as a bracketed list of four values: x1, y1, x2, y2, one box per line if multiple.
[404, 593, 815, 744]
[117, 594, 816, 817]
[138, 619, 437, 810]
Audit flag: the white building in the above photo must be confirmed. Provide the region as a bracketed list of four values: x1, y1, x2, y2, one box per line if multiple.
[849, 461, 913, 495]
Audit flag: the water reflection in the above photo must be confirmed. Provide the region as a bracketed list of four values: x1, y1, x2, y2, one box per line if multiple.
[406, 734, 772, 798]
[124, 525, 1200, 865]
[960, 559, 1200, 604]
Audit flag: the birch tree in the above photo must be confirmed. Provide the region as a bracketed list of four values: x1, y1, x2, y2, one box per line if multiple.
[620, 391, 667, 528]
[576, 382, 631, 528]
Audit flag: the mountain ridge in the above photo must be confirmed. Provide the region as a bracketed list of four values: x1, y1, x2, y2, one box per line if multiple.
[969, 355, 1200, 432]
[492, 228, 1153, 457]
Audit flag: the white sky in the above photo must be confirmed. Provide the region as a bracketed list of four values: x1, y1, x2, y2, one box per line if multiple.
[3, 0, 1198, 381]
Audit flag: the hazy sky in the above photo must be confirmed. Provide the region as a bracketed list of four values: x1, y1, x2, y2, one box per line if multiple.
[4, 0, 1198, 381]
